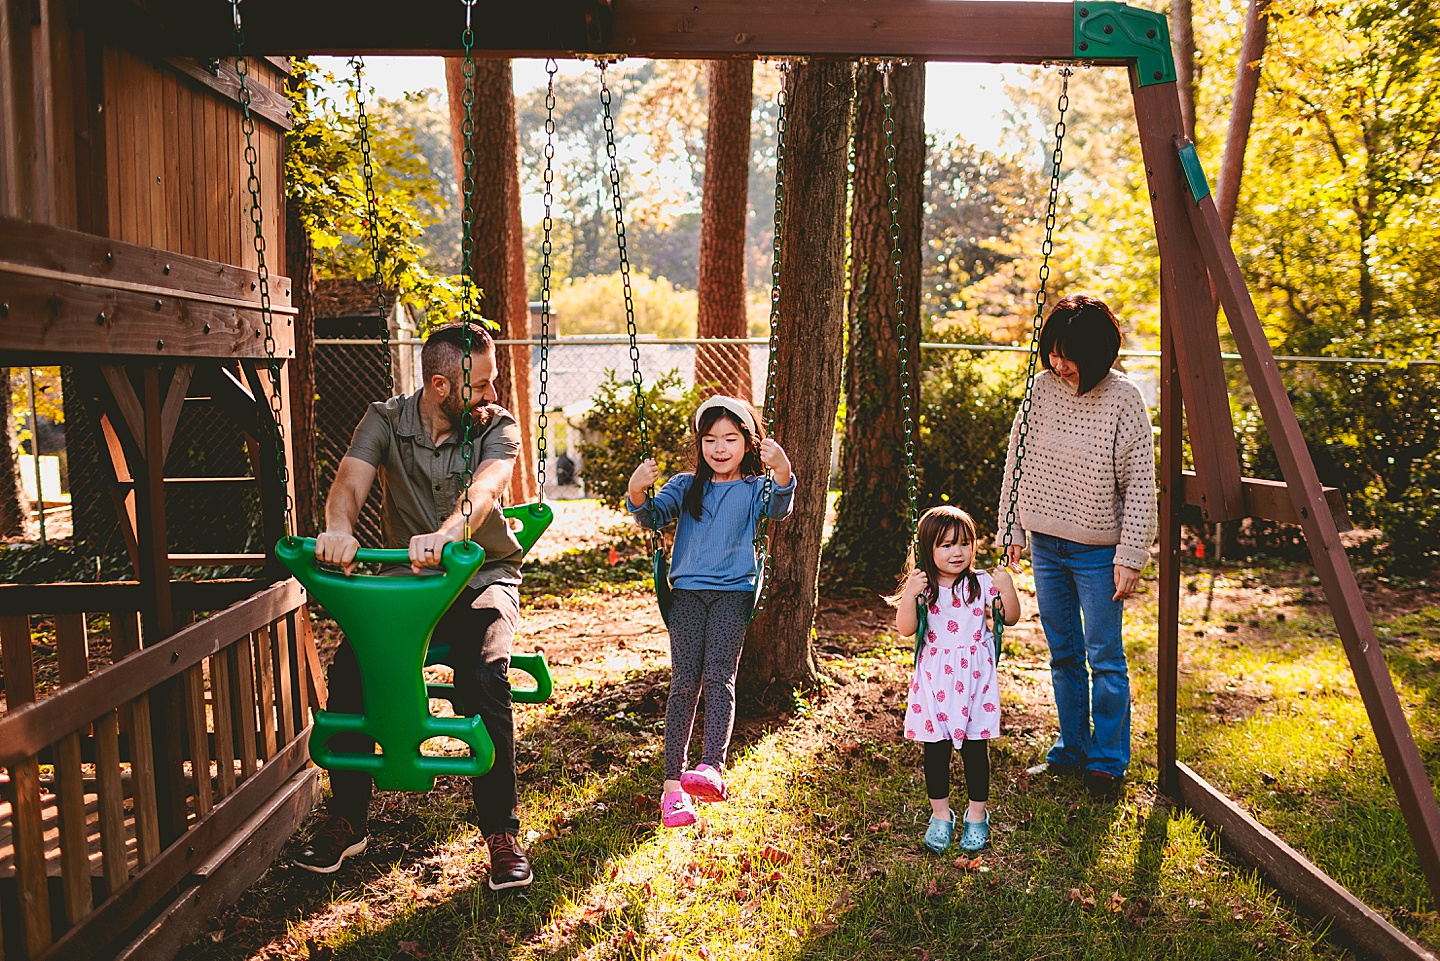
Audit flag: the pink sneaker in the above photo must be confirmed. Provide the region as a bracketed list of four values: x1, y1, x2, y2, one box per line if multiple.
[660, 790, 697, 828]
[680, 764, 728, 802]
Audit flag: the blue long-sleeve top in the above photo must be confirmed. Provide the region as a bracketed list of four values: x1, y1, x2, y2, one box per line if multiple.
[627, 473, 797, 591]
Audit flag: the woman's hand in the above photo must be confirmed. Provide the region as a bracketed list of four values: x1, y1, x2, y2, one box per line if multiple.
[628, 458, 659, 506]
[1113, 564, 1141, 601]
[1005, 544, 1025, 571]
[759, 438, 792, 487]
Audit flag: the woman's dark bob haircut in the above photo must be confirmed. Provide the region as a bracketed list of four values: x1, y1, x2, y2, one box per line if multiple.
[1038, 294, 1124, 395]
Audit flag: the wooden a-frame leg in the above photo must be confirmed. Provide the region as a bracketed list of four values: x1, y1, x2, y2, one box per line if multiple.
[1178, 141, 1440, 908]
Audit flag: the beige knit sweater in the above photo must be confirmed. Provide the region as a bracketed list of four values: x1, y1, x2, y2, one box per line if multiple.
[997, 369, 1157, 571]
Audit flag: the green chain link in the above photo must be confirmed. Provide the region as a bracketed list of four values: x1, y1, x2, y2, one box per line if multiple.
[350, 56, 393, 395]
[457, 0, 478, 539]
[598, 59, 661, 551]
[230, 0, 292, 535]
[994, 64, 1072, 658]
[535, 58, 558, 503]
[880, 62, 920, 549]
[1000, 65, 1072, 563]
[751, 60, 789, 614]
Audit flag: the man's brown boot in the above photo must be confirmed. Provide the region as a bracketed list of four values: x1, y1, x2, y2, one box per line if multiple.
[485, 832, 533, 891]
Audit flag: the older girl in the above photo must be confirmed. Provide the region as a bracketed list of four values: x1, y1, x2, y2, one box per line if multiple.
[628, 395, 795, 828]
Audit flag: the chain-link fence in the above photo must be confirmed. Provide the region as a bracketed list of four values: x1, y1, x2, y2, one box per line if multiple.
[6, 340, 1437, 571]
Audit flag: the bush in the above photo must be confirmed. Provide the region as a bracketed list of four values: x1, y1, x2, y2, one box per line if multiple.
[1232, 359, 1440, 572]
[579, 369, 707, 512]
[916, 346, 1027, 547]
[549, 271, 699, 338]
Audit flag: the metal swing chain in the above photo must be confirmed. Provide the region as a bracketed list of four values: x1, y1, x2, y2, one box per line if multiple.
[880, 61, 920, 548]
[751, 60, 789, 613]
[994, 64, 1072, 654]
[351, 56, 394, 394]
[599, 59, 661, 553]
[230, 0, 292, 533]
[457, 0, 479, 539]
[1000, 64, 1071, 563]
[535, 58, 558, 503]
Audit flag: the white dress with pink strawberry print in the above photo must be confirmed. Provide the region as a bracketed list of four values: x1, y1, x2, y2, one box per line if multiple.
[904, 570, 1001, 743]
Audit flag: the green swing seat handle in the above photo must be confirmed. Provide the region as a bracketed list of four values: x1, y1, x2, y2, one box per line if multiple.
[276, 535, 485, 584]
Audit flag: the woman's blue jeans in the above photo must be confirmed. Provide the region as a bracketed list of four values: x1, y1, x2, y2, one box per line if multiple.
[1030, 532, 1131, 778]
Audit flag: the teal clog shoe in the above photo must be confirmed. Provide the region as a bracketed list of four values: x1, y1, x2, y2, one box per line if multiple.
[958, 812, 990, 852]
[923, 812, 956, 853]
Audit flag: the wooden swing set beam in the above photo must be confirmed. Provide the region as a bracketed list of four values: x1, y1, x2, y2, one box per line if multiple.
[108, 0, 1078, 62]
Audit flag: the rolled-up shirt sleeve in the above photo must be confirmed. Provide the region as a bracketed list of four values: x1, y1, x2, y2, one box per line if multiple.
[343, 405, 391, 467]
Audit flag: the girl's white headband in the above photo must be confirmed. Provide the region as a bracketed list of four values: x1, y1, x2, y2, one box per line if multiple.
[693, 395, 758, 437]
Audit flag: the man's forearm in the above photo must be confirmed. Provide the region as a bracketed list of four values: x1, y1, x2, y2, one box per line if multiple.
[325, 486, 362, 535]
[437, 460, 514, 536]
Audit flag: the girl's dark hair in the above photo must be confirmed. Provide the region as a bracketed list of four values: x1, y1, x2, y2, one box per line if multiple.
[890, 505, 981, 608]
[681, 400, 766, 521]
[1038, 294, 1124, 395]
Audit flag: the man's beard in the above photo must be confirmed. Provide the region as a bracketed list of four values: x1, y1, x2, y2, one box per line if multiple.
[440, 390, 494, 432]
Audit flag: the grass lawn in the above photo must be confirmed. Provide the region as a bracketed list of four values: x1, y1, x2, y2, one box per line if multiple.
[178, 509, 1440, 960]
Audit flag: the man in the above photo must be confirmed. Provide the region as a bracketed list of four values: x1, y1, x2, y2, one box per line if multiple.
[296, 321, 533, 890]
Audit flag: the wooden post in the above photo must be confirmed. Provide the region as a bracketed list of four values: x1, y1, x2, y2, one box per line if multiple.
[1155, 325, 1184, 797]
[1178, 146, 1440, 908]
[1130, 77, 1244, 523]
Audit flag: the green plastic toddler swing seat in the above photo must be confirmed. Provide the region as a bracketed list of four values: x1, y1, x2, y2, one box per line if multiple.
[424, 502, 556, 709]
[278, 536, 494, 791]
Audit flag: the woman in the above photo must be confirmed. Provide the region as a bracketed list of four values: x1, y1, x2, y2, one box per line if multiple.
[998, 294, 1157, 798]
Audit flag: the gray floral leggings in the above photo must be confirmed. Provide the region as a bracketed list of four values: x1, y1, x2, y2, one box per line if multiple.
[664, 589, 752, 780]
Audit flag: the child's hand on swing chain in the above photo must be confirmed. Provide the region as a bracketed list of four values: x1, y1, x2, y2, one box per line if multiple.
[759, 438, 791, 484]
[903, 567, 928, 600]
[629, 458, 659, 505]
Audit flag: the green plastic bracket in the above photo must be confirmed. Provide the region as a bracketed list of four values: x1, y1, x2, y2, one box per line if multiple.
[277, 536, 494, 791]
[1178, 142, 1212, 205]
[503, 501, 554, 556]
[1075, 2, 1176, 87]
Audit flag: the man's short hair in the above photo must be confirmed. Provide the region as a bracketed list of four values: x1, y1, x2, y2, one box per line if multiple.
[421, 321, 496, 386]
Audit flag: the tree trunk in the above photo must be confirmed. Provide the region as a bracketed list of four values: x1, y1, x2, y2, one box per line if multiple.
[1173, 0, 1198, 142]
[0, 369, 24, 537]
[738, 61, 853, 699]
[824, 62, 925, 592]
[1216, 0, 1272, 234]
[696, 59, 754, 401]
[445, 57, 537, 503]
[285, 194, 319, 535]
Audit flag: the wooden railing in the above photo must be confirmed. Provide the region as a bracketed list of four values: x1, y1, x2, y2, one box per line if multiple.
[0, 579, 321, 961]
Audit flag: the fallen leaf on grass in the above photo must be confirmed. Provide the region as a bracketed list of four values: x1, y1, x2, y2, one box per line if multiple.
[867, 820, 891, 832]
[922, 877, 945, 898]
[1067, 886, 1097, 911]
[760, 845, 793, 864]
[812, 922, 838, 936]
[398, 941, 429, 959]
[953, 855, 985, 871]
[1106, 891, 1127, 913]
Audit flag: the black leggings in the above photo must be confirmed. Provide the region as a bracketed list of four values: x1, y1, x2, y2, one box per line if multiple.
[923, 740, 990, 803]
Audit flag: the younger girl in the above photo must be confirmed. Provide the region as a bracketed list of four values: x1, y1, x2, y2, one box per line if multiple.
[893, 505, 1021, 853]
[627, 395, 796, 828]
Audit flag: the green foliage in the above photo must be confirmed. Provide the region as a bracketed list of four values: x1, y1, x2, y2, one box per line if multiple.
[547, 272, 699, 338]
[917, 342, 1028, 549]
[283, 60, 479, 322]
[577, 369, 706, 512]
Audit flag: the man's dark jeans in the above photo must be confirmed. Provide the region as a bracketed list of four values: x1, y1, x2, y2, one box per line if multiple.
[323, 582, 521, 835]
